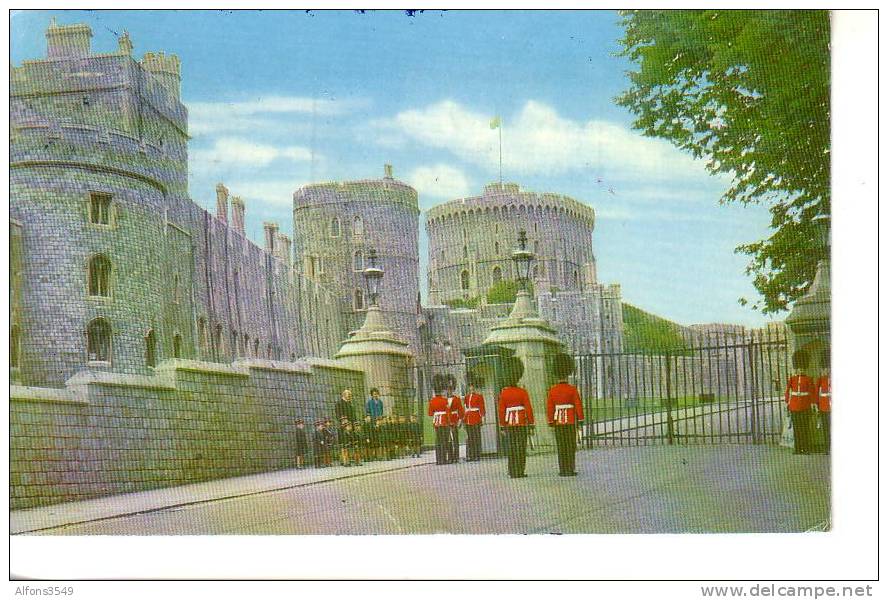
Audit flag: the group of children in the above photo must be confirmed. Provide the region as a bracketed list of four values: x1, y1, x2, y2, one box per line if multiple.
[291, 413, 423, 469]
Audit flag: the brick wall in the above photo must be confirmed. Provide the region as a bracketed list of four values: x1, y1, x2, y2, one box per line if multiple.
[9, 358, 365, 510]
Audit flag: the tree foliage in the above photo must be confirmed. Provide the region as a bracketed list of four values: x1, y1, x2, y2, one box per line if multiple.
[616, 10, 830, 313]
[486, 279, 534, 305]
[622, 303, 690, 355]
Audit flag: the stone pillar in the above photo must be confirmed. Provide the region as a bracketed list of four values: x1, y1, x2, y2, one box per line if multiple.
[335, 306, 414, 417]
[231, 196, 245, 234]
[482, 290, 564, 448]
[263, 222, 278, 254]
[215, 183, 228, 223]
[275, 233, 292, 265]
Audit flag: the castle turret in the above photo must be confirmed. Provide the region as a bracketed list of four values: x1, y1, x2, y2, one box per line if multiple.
[141, 51, 181, 100]
[215, 183, 229, 223]
[263, 222, 279, 253]
[231, 196, 245, 234]
[117, 30, 133, 56]
[275, 233, 292, 264]
[46, 18, 92, 59]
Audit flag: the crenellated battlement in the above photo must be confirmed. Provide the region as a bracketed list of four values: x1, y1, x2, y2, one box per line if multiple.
[425, 182, 595, 226]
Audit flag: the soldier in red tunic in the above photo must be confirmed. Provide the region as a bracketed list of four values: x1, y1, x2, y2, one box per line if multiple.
[498, 357, 534, 478]
[547, 353, 584, 476]
[785, 349, 815, 454]
[816, 350, 831, 454]
[463, 376, 486, 462]
[428, 374, 451, 465]
[445, 375, 464, 464]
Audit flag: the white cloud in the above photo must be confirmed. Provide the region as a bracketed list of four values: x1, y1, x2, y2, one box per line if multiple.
[224, 179, 306, 209]
[191, 137, 315, 169]
[379, 100, 710, 181]
[187, 95, 365, 135]
[408, 164, 471, 202]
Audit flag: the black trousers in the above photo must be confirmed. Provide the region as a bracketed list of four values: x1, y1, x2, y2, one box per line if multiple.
[466, 424, 482, 461]
[449, 426, 460, 463]
[554, 424, 577, 474]
[790, 411, 812, 453]
[820, 412, 831, 452]
[435, 427, 448, 465]
[505, 427, 528, 477]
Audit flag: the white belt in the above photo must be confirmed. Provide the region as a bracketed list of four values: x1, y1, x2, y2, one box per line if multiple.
[789, 391, 809, 396]
[466, 407, 480, 412]
[820, 392, 831, 398]
[433, 411, 446, 426]
[554, 403, 573, 425]
[505, 406, 525, 425]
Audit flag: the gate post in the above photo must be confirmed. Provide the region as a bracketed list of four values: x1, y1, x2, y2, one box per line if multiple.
[665, 352, 674, 445]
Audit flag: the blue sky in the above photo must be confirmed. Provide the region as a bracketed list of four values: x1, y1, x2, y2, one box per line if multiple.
[11, 9, 781, 327]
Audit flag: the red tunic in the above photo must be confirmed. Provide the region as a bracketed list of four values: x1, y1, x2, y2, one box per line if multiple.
[428, 395, 450, 428]
[784, 374, 815, 412]
[816, 376, 831, 412]
[498, 386, 534, 427]
[546, 382, 584, 425]
[447, 395, 465, 426]
[463, 392, 486, 426]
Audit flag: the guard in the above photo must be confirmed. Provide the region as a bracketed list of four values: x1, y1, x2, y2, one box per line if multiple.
[445, 375, 464, 463]
[816, 350, 831, 454]
[497, 357, 534, 478]
[785, 350, 815, 454]
[428, 374, 451, 465]
[463, 376, 486, 462]
[546, 353, 584, 476]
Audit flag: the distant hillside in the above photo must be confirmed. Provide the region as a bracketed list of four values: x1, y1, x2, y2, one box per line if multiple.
[621, 303, 690, 354]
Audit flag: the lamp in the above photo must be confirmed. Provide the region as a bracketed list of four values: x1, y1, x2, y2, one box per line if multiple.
[511, 229, 534, 291]
[363, 248, 384, 307]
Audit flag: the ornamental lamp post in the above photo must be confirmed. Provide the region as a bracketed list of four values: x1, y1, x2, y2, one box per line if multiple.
[512, 229, 534, 292]
[363, 248, 384, 307]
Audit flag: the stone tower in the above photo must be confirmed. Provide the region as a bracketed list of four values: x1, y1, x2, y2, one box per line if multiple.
[425, 182, 597, 305]
[292, 165, 421, 354]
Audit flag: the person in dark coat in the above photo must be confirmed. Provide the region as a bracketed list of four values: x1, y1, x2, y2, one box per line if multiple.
[313, 420, 326, 468]
[322, 417, 336, 466]
[335, 389, 357, 424]
[294, 418, 308, 469]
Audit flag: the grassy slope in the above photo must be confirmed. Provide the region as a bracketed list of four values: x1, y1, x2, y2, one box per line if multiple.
[621, 303, 690, 354]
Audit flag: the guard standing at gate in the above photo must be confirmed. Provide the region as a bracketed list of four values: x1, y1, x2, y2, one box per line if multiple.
[816, 350, 831, 454]
[428, 374, 451, 465]
[445, 375, 465, 463]
[463, 376, 486, 462]
[785, 349, 815, 454]
[497, 357, 534, 478]
[547, 353, 584, 476]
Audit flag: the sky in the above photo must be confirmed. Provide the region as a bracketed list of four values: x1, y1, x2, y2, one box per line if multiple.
[11, 9, 782, 327]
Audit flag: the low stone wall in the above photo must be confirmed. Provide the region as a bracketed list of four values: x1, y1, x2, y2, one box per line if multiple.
[10, 357, 365, 510]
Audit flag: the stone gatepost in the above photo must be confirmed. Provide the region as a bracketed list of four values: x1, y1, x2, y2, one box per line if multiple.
[482, 290, 564, 448]
[335, 305, 414, 417]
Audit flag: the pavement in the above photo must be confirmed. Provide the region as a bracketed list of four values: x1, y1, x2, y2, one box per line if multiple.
[11, 444, 830, 535]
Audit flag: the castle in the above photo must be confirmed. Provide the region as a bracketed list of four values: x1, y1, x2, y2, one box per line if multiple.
[10, 20, 625, 391]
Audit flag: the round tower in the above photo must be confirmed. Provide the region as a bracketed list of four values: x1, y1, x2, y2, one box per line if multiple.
[425, 182, 597, 305]
[293, 165, 421, 353]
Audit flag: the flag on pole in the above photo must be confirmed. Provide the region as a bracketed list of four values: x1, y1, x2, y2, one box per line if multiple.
[489, 116, 502, 130]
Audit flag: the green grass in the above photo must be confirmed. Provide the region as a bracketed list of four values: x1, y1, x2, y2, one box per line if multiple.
[621, 303, 692, 355]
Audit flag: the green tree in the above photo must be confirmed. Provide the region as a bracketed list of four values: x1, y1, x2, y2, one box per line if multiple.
[486, 279, 534, 304]
[616, 10, 830, 313]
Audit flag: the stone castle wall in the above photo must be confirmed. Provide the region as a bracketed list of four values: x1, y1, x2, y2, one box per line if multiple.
[293, 174, 421, 354]
[10, 358, 365, 510]
[425, 183, 597, 305]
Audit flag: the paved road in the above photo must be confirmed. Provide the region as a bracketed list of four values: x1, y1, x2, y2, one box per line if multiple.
[24, 445, 829, 535]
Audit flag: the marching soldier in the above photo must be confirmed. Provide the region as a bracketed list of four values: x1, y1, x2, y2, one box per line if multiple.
[463, 377, 486, 462]
[785, 350, 815, 454]
[428, 374, 451, 465]
[816, 350, 831, 454]
[546, 353, 584, 476]
[497, 357, 534, 478]
[445, 375, 464, 463]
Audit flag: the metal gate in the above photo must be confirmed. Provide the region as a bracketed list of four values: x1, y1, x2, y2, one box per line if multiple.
[574, 329, 790, 446]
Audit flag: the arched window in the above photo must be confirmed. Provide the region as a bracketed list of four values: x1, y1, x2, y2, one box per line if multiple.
[353, 250, 364, 272]
[254, 339, 260, 356]
[463, 228, 468, 240]
[231, 330, 238, 357]
[243, 334, 249, 357]
[197, 318, 208, 356]
[173, 273, 180, 304]
[533, 265, 540, 280]
[534, 240, 540, 255]
[572, 270, 579, 287]
[87, 318, 111, 362]
[353, 216, 364, 236]
[266, 344, 272, 359]
[173, 334, 182, 359]
[494, 241, 500, 255]
[10, 324, 21, 368]
[145, 329, 157, 367]
[463, 245, 468, 258]
[89, 192, 112, 226]
[354, 288, 365, 310]
[492, 266, 502, 285]
[330, 217, 341, 238]
[88, 254, 111, 297]
[460, 270, 470, 290]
